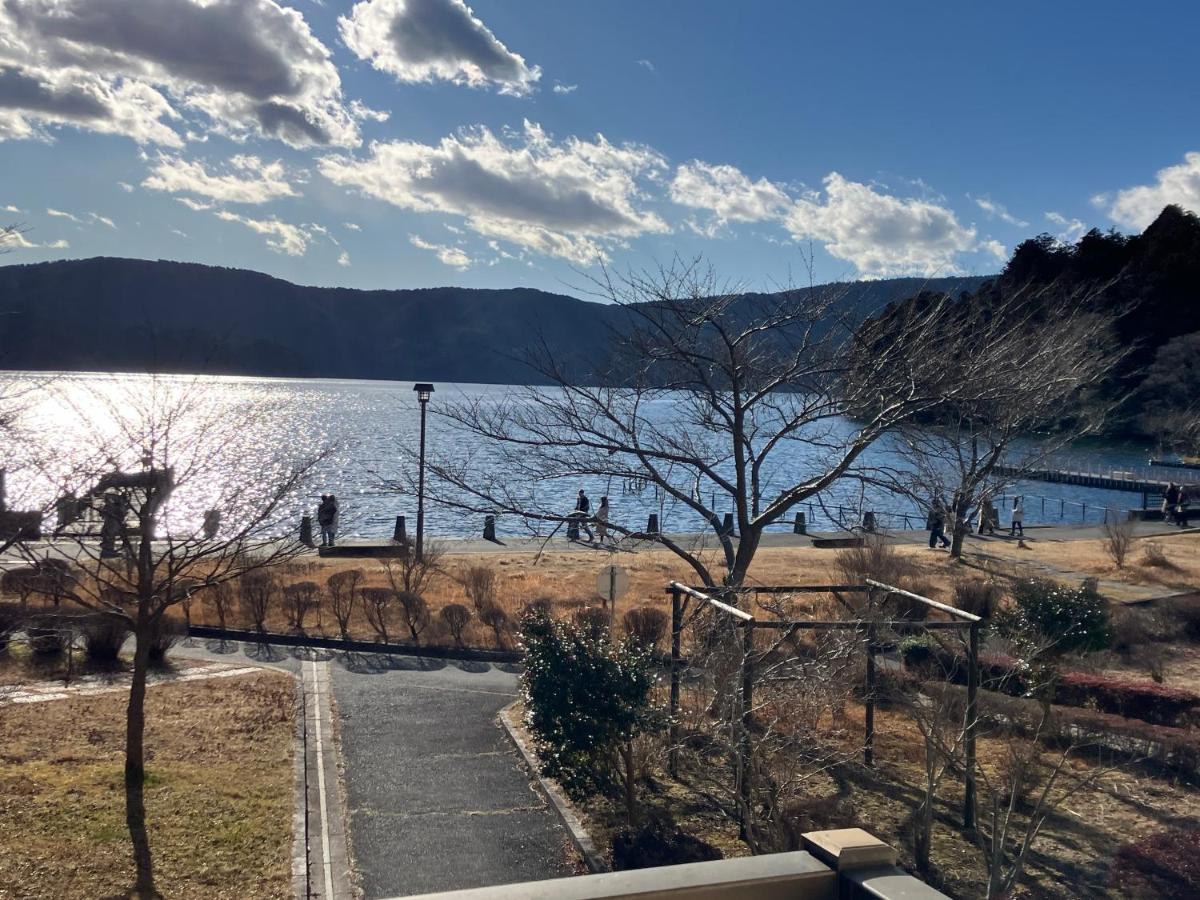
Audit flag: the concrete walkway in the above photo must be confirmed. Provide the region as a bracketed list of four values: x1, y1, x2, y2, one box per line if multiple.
[332, 658, 576, 898]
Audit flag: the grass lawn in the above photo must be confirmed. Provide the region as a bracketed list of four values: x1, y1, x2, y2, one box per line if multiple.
[0, 671, 295, 899]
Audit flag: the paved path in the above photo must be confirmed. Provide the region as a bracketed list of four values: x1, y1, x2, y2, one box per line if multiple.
[332, 658, 576, 898]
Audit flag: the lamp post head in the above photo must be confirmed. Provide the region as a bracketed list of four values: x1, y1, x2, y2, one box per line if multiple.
[413, 382, 435, 403]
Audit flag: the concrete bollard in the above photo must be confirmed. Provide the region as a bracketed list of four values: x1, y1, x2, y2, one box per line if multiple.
[300, 515, 315, 548]
[793, 511, 806, 534]
[721, 512, 735, 536]
[393, 515, 408, 544]
[483, 515, 496, 541]
[647, 513, 659, 535]
[566, 518, 580, 541]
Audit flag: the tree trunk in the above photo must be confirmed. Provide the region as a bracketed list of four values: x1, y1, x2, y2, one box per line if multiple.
[126, 622, 157, 898]
[949, 515, 967, 558]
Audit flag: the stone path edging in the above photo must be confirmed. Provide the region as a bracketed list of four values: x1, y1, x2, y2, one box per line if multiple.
[1, 663, 262, 705]
[497, 702, 609, 874]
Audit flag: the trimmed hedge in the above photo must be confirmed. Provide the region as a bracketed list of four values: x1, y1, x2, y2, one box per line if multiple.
[1111, 828, 1200, 899]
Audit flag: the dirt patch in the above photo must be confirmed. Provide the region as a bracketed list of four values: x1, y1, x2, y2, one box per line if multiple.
[0, 670, 295, 900]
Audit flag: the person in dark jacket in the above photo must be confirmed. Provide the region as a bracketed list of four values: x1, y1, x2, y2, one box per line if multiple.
[927, 503, 950, 549]
[569, 489, 594, 542]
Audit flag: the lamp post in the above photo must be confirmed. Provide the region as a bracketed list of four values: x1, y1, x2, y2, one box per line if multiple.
[413, 383, 434, 562]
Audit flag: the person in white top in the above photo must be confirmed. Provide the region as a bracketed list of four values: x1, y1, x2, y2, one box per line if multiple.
[1010, 496, 1024, 537]
[595, 496, 612, 544]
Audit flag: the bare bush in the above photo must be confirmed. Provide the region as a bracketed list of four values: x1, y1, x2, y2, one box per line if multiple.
[1139, 541, 1179, 570]
[381, 542, 444, 597]
[478, 603, 510, 648]
[834, 535, 919, 595]
[461, 564, 498, 612]
[520, 596, 555, 619]
[283, 581, 319, 633]
[1102, 514, 1135, 568]
[0, 602, 24, 653]
[954, 579, 1002, 620]
[239, 571, 278, 635]
[361, 587, 397, 644]
[326, 569, 363, 639]
[623, 606, 668, 650]
[397, 591, 431, 645]
[81, 614, 131, 665]
[440, 603, 471, 647]
[147, 617, 184, 668]
[210, 581, 235, 632]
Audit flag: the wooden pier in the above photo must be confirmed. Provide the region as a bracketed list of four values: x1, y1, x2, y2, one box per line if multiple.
[995, 464, 1200, 495]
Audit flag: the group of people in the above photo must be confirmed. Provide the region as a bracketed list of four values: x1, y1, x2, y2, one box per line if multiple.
[1163, 483, 1191, 528]
[568, 489, 613, 544]
[316, 494, 339, 547]
[926, 495, 1024, 549]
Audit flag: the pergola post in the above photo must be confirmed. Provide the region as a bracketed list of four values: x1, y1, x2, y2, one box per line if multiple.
[964, 619, 980, 829]
[668, 585, 682, 779]
[740, 620, 756, 809]
[864, 586, 877, 768]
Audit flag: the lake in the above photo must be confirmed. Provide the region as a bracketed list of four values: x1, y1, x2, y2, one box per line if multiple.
[0, 371, 1159, 540]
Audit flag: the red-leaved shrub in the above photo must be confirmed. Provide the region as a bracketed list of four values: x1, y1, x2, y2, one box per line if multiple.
[1111, 828, 1200, 898]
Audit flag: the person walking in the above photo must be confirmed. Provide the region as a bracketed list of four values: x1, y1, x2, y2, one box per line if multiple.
[1010, 496, 1025, 537]
[1163, 483, 1179, 522]
[595, 495, 612, 545]
[1176, 485, 1190, 528]
[926, 503, 950, 549]
[977, 497, 997, 535]
[570, 489, 594, 542]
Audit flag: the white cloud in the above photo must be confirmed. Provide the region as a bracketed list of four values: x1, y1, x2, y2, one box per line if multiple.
[337, 250, 351, 266]
[0, 0, 361, 148]
[89, 212, 117, 229]
[669, 160, 982, 277]
[6, 230, 68, 249]
[46, 207, 82, 223]
[552, 82, 577, 95]
[176, 197, 214, 212]
[343, 221, 361, 231]
[3, 204, 22, 212]
[637, 59, 656, 73]
[170, 227, 187, 238]
[972, 195, 1028, 228]
[1045, 211, 1086, 242]
[143, 155, 299, 204]
[339, 0, 540, 95]
[321, 121, 669, 264]
[215, 210, 310, 255]
[410, 233, 471, 268]
[118, 181, 134, 193]
[1103, 151, 1200, 230]
[981, 239, 1007, 261]
[670, 161, 791, 229]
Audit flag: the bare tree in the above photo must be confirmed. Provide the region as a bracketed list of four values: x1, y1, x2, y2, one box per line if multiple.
[283, 580, 319, 633]
[209, 580, 236, 633]
[1102, 514, 1135, 569]
[380, 541, 444, 596]
[460, 563, 497, 612]
[327, 568, 363, 640]
[13, 378, 325, 898]
[440, 602, 471, 646]
[240, 570, 278, 636]
[478, 603, 510, 648]
[411, 260, 1014, 587]
[875, 284, 1118, 557]
[361, 587, 396, 644]
[397, 590, 431, 644]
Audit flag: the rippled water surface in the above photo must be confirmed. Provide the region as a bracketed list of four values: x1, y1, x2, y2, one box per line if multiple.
[0, 372, 1156, 539]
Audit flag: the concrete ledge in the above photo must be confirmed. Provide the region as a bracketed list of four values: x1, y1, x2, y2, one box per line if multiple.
[843, 865, 951, 899]
[802, 828, 897, 871]
[389, 851, 835, 900]
[498, 702, 609, 874]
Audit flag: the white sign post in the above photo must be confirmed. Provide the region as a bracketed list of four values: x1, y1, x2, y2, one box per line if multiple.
[595, 564, 630, 628]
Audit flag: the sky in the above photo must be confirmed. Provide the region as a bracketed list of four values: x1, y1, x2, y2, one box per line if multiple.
[1, 0, 1198, 296]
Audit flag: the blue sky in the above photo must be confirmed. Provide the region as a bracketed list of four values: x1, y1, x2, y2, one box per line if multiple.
[1, 0, 1197, 295]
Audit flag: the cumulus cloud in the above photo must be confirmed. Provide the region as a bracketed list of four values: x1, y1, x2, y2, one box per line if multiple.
[339, 0, 540, 95]
[1045, 211, 1087, 243]
[0, 0, 360, 148]
[410, 233, 471, 268]
[215, 210, 310, 255]
[1102, 152, 1200, 230]
[320, 121, 668, 264]
[670, 161, 791, 230]
[669, 160, 982, 276]
[972, 195, 1028, 228]
[337, 250, 351, 267]
[6, 229, 68, 249]
[46, 207, 82, 223]
[552, 82, 577, 95]
[143, 154, 299, 204]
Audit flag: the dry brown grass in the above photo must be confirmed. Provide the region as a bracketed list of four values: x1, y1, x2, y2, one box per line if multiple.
[0, 671, 295, 900]
[980, 532, 1200, 589]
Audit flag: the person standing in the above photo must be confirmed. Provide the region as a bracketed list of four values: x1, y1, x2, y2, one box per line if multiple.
[926, 503, 950, 549]
[326, 494, 340, 546]
[572, 489, 594, 542]
[1163, 483, 1179, 522]
[1176, 485, 1190, 528]
[317, 495, 334, 547]
[595, 496, 611, 545]
[1010, 496, 1025, 537]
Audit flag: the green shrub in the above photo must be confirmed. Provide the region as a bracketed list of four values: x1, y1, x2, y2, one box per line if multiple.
[1002, 577, 1111, 653]
[520, 612, 656, 802]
